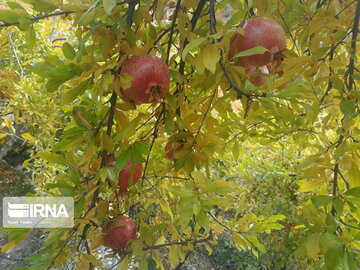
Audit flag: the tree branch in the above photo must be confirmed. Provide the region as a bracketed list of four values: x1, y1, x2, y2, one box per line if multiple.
[175, 0, 207, 95]
[339, 218, 360, 230]
[190, 88, 216, 151]
[0, 1, 131, 28]
[166, 0, 181, 64]
[346, 0, 360, 91]
[331, 136, 343, 216]
[209, 0, 265, 99]
[0, 11, 75, 28]
[143, 232, 212, 250]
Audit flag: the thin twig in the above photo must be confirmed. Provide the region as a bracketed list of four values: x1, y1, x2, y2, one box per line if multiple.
[0, 11, 75, 28]
[0, 130, 43, 150]
[190, 88, 216, 151]
[0, 1, 131, 28]
[339, 218, 360, 230]
[208, 212, 242, 234]
[141, 104, 165, 185]
[277, 9, 301, 56]
[8, 31, 24, 79]
[49, 16, 57, 42]
[346, 0, 360, 91]
[143, 233, 212, 250]
[166, 0, 181, 64]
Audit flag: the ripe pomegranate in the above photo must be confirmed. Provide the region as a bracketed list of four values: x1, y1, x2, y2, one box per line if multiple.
[118, 161, 143, 194]
[230, 17, 286, 66]
[246, 65, 269, 87]
[120, 55, 170, 104]
[103, 216, 136, 249]
[165, 141, 184, 161]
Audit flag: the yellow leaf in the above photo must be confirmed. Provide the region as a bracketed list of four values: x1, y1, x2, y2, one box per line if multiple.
[118, 256, 130, 270]
[168, 246, 179, 268]
[102, 134, 114, 153]
[4, 117, 15, 133]
[0, 132, 8, 139]
[21, 133, 36, 144]
[202, 45, 220, 73]
[114, 110, 129, 128]
[182, 37, 206, 61]
[1, 231, 30, 252]
[306, 234, 320, 259]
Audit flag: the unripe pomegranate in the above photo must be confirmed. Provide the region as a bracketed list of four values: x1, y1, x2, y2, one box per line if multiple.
[103, 216, 136, 249]
[118, 161, 143, 194]
[246, 65, 269, 87]
[120, 55, 170, 104]
[165, 141, 184, 161]
[230, 17, 286, 66]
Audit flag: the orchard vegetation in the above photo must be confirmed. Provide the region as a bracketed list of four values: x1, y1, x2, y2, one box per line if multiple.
[0, 0, 360, 269]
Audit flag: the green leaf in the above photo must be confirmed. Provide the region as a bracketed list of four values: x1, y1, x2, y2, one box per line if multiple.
[8, 2, 26, 10]
[325, 247, 342, 270]
[202, 45, 220, 73]
[103, 0, 116, 15]
[333, 198, 344, 216]
[232, 141, 240, 159]
[25, 26, 36, 49]
[345, 187, 360, 198]
[311, 195, 333, 207]
[196, 211, 210, 232]
[21, 0, 58, 12]
[225, 10, 245, 26]
[306, 233, 320, 259]
[232, 46, 268, 59]
[124, 25, 136, 47]
[60, 80, 89, 105]
[139, 256, 149, 270]
[133, 141, 150, 155]
[182, 37, 206, 60]
[62, 42, 76, 60]
[0, 10, 20, 23]
[38, 151, 67, 166]
[170, 70, 183, 84]
[114, 116, 141, 141]
[340, 99, 356, 115]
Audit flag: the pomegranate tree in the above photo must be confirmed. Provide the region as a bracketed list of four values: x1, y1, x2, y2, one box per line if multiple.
[118, 161, 143, 194]
[230, 17, 286, 67]
[103, 216, 136, 250]
[120, 55, 170, 104]
[246, 65, 269, 87]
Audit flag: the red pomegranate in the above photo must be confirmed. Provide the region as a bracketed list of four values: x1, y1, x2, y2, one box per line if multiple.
[103, 216, 136, 249]
[120, 55, 170, 104]
[230, 17, 286, 66]
[246, 65, 269, 87]
[165, 141, 184, 161]
[118, 161, 143, 194]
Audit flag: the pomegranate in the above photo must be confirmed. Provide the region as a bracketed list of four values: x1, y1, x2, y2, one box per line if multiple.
[103, 216, 136, 249]
[118, 161, 143, 194]
[120, 55, 170, 104]
[165, 141, 184, 161]
[230, 17, 286, 66]
[246, 65, 269, 87]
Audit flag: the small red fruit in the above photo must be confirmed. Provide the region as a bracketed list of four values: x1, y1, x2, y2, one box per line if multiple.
[230, 17, 286, 66]
[120, 55, 170, 104]
[103, 216, 136, 249]
[165, 141, 184, 161]
[246, 65, 269, 87]
[118, 161, 143, 194]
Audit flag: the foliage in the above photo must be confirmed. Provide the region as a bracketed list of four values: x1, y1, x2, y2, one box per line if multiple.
[0, 0, 360, 269]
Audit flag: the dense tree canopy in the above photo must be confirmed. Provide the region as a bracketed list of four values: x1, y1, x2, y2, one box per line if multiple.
[0, 0, 360, 269]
